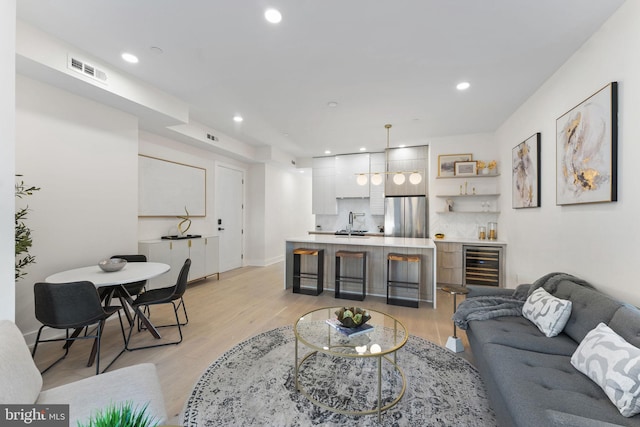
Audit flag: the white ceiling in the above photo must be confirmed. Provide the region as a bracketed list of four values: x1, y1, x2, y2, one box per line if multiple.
[16, 0, 624, 159]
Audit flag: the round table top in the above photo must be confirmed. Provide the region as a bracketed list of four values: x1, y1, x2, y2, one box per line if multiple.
[45, 262, 170, 287]
[294, 307, 408, 357]
[440, 285, 470, 295]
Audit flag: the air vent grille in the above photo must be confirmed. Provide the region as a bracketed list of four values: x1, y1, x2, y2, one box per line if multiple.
[67, 55, 108, 84]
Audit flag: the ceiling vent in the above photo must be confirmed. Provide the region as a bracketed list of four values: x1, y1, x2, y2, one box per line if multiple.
[67, 55, 108, 84]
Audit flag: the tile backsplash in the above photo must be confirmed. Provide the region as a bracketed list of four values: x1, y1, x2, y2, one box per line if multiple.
[315, 199, 384, 233]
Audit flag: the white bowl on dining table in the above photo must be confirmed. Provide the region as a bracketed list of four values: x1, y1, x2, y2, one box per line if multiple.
[98, 258, 127, 272]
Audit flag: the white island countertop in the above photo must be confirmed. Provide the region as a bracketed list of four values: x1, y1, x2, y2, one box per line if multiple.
[286, 235, 436, 249]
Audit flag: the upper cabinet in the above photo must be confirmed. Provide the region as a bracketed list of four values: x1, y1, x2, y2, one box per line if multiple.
[335, 153, 370, 198]
[384, 146, 428, 197]
[312, 157, 337, 214]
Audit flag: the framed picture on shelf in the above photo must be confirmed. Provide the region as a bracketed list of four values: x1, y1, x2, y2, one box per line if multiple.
[438, 153, 472, 177]
[556, 82, 618, 205]
[454, 161, 477, 177]
[512, 133, 541, 209]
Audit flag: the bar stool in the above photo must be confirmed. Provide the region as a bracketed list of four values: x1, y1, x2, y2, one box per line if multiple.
[386, 253, 421, 308]
[440, 285, 469, 353]
[335, 250, 367, 301]
[292, 248, 324, 295]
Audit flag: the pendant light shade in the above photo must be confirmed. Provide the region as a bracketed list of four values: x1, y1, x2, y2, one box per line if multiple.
[393, 172, 406, 185]
[371, 173, 383, 186]
[409, 172, 422, 185]
[356, 174, 368, 186]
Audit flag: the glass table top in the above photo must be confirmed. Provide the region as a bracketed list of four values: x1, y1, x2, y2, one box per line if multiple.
[294, 307, 408, 357]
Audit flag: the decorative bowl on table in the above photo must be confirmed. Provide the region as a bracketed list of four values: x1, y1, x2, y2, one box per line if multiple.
[98, 258, 127, 272]
[335, 307, 371, 328]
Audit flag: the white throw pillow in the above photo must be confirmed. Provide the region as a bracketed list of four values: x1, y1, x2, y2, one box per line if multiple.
[522, 287, 572, 337]
[571, 322, 640, 417]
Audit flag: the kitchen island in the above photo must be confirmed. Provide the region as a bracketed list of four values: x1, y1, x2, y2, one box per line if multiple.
[285, 235, 437, 308]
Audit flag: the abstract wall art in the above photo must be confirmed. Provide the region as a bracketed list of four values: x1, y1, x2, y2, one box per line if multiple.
[512, 132, 541, 208]
[556, 82, 618, 205]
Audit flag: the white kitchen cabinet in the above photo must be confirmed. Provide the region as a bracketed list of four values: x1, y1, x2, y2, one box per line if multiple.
[335, 153, 370, 198]
[138, 236, 219, 289]
[312, 157, 337, 214]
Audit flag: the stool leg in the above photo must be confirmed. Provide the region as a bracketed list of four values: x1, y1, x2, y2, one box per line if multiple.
[317, 250, 324, 295]
[452, 293, 458, 338]
[293, 253, 301, 293]
[335, 255, 341, 298]
[361, 253, 367, 300]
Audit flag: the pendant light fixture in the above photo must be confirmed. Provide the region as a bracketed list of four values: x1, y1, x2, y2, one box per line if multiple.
[355, 123, 423, 186]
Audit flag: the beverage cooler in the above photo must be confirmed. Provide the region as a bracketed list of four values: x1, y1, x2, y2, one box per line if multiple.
[463, 245, 503, 287]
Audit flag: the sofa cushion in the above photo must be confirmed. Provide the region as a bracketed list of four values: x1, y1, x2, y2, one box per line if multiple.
[468, 316, 578, 356]
[482, 343, 640, 427]
[0, 320, 43, 404]
[609, 305, 640, 349]
[523, 287, 572, 337]
[545, 279, 623, 343]
[37, 363, 167, 427]
[571, 323, 640, 417]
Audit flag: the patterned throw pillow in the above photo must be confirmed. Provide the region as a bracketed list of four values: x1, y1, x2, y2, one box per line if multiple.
[522, 287, 572, 337]
[571, 322, 640, 417]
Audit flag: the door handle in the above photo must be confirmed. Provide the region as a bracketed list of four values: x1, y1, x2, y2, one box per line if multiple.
[218, 227, 225, 231]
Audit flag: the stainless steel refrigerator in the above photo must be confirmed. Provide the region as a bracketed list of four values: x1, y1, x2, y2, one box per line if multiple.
[384, 196, 428, 238]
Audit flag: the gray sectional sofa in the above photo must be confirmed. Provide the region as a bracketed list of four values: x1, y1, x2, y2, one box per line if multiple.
[459, 273, 640, 427]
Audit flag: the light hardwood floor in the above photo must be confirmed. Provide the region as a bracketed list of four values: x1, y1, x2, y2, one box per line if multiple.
[33, 262, 471, 422]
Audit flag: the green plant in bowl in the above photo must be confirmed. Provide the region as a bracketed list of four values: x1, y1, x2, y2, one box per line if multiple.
[335, 307, 371, 328]
[77, 401, 158, 427]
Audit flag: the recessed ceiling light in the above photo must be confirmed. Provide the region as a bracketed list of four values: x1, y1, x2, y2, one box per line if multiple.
[327, 101, 338, 108]
[264, 8, 282, 24]
[233, 115, 243, 123]
[324, 150, 331, 154]
[359, 147, 366, 151]
[456, 81, 471, 91]
[399, 144, 407, 148]
[121, 52, 139, 63]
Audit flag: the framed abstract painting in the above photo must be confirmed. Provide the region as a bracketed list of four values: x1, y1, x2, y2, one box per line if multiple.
[512, 133, 541, 208]
[556, 82, 618, 205]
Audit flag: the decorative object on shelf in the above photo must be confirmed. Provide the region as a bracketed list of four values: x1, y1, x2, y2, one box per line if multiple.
[488, 222, 498, 240]
[446, 199, 454, 212]
[513, 133, 541, 208]
[355, 124, 423, 186]
[98, 258, 127, 272]
[334, 307, 371, 328]
[454, 161, 477, 177]
[177, 206, 192, 236]
[476, 160, 488, 175]
[478, 226, 486, 240]
[434, 233, 445, 239]
[438, 153, 473, 177]
[488, 160, 497, 174]
[556, 82, 618, 205]
[15, 175, 40, 280]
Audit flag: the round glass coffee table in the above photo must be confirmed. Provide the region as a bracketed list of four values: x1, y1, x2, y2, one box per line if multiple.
[294, 307, 408, 421]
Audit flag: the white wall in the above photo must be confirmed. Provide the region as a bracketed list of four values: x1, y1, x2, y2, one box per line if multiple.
[0, 0, 16, 321]
[496, 0, 640, 305]
[15, 75, 139, 336]
[246, 164, 313, 266]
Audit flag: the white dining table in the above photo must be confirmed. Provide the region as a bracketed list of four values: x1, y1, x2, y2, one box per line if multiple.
[45, 262, 170, 341]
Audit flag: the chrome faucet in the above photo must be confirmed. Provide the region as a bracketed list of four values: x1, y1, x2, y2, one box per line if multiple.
[347, 211, 365, 235]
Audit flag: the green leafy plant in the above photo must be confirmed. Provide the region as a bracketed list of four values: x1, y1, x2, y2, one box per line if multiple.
[15, 176, 40, 280]
[77, 401, 158, 427]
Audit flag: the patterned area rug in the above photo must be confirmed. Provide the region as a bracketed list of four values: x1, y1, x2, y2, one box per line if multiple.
[182, 325, 495, 426]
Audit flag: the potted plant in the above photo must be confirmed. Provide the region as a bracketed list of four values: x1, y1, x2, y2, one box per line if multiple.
[77, 401, 158, 427]
[15, 176, 40, 280]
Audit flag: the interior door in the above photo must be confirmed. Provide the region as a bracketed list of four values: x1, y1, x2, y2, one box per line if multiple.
[217, 165, 244, 272]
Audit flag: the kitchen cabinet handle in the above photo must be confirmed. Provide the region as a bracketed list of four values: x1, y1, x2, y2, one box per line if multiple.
[218, 227, 225, 231]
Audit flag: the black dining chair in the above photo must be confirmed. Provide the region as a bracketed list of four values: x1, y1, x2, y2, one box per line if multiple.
[126, 258, 191, 351]
[32, 281, 126, 375]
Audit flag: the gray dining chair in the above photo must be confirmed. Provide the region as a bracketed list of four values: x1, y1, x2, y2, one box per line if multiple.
[126, 258, 191, 350]
[32, 281, 126, 375]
